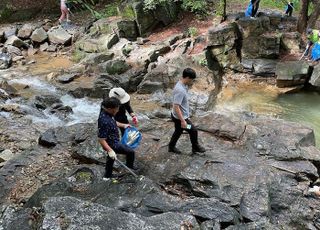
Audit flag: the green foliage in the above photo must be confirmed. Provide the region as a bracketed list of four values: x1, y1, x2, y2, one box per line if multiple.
[0, 4, 13, 21]
[143, 0, 208, 15]
[187, 27, 198, 37]
[71, 49, 86, 62]
[198, 57, 208, 67]
[121, 5, 135, 19]
[181, 0, 207, 15]
[143, 0, 168, 11]
[104, 2, 119, 17]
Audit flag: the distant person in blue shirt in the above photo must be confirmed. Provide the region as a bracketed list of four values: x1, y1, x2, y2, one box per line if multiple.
[168, 68, 206, 155]
[245, 0, 261, 18]
[98, 97, 137, 180]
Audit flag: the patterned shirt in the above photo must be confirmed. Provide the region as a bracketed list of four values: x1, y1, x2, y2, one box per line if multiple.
[98, 110, 120, 149]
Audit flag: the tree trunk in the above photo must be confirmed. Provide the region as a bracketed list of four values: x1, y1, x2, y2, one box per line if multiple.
[220, 0, 227, 22]
[307, 0, 320, 28]
[297, 0, 309, 33]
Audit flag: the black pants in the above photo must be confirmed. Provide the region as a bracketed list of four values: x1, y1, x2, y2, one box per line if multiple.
[105, 144, 135, 178]
[285, 5, 293, 17]
[169, 114, 199, 149]
[251, 0, 260, 17]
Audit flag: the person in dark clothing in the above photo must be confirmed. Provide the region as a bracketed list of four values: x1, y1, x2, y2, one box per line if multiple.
[98, 97, 136, 180]
[285, 2, 293, 17]
[251, 0, 260, 17]
[109, 87, 138, 136]
[168, 68, 206, 155]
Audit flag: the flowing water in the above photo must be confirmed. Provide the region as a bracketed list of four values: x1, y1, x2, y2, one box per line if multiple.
[215, 82, 320, 147]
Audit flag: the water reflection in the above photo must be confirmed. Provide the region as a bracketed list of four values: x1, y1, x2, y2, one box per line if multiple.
[216, 82, 320, 147]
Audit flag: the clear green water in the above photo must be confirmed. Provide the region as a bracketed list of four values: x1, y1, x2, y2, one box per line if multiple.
[215, 83, 320, 147]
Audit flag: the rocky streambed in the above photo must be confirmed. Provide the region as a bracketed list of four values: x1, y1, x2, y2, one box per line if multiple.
[1, 5, 320, 229]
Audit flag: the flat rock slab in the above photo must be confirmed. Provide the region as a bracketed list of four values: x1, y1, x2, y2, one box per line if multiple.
[276, 61, 310, 87]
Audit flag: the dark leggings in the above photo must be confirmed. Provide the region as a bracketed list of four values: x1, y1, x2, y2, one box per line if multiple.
[168, 114, 199, 149]
[105, 144, 135, 178]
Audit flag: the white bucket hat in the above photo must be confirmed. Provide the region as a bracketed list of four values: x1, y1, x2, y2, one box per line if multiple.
[109, 87, 130, 104]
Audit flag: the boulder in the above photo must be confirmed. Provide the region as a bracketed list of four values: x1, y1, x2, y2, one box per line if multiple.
[117, 19, 139, 40]
[77, 39, 101, 53]
[17, 23, 34, 39]
[276, 61, 311, 87]
[49, 103, 73, 119]
[56, 73, 78, 84]
[0, 88, 10, 101]
[207, 23, 239, 48]
[39, 42, 49, 51]
[48, 27, 72, 45]
[30, 27, 48, 43]
[241, 59, 277, 76]
[33, 94, 62, 109]
[0, 53, 12, 69]
[131, 1, 179, 36]
[99, 59, 131, 75]
[103, 33, 119, 49]
[0, 149, 14, 167]
[242, 33, 281, 59]
[6, 45, 22, 58]
[137, 81, 164, 94]
[236, 16, 270, 39]
[38, 128, 57, 147]
[309, 63, 320, 89]
[80, 52, 114, 66]
[4, 35, 27, 48]
[0, 80, 18, 96]
[1, 27, 18, 40]
[281, 32, 301, 53]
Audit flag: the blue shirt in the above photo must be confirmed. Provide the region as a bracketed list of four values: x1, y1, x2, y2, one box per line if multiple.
[98, 110, 120, 148]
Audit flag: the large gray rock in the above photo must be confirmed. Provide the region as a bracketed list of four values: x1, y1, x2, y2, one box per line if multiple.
[77, 39, 101, 53]
[276, 61, 310, 87]
[236, 16, 270, 39]
[6, 45, 22, 58]
[242, 33, 281, 59]
[241, 58, 277, 76]
[281, 32, 301, 53]
[309, 63, 320, 89]
[48, 27, 72, 45]
[56, 73, 78, 84]
[17, 23, 34, 39]
[131, 1, 179, 36]
[30, 27, 48, 43]
[99, 59, 131, 75]
[4, 35, 27, 48]
[40, 196, 199, 230]
[38, 128, 57, 147]
[80, 52, 114, 66]
[1, 27, 18, 40]
[117, 19, 139, 40]
[0, 53, 12, 69]
[33, 94, 62, 109]
[208, 23, 239, 48]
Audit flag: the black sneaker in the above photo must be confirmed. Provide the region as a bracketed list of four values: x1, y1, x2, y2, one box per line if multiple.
[168, 147, 182, 154]
[192, 145, 206, 154]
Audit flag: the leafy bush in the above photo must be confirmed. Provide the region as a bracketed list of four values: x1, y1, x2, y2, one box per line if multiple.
[181, 0, 207, 15]
[187, 27, 198, 37]
[104, 2, 118, 17]
[143, 0, 208, 15]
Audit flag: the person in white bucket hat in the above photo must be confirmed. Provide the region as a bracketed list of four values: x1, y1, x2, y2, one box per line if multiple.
[109, 87, 138, 135]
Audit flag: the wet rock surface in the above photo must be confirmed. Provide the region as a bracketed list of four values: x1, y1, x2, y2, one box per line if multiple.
[1, 9, 320, 230]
